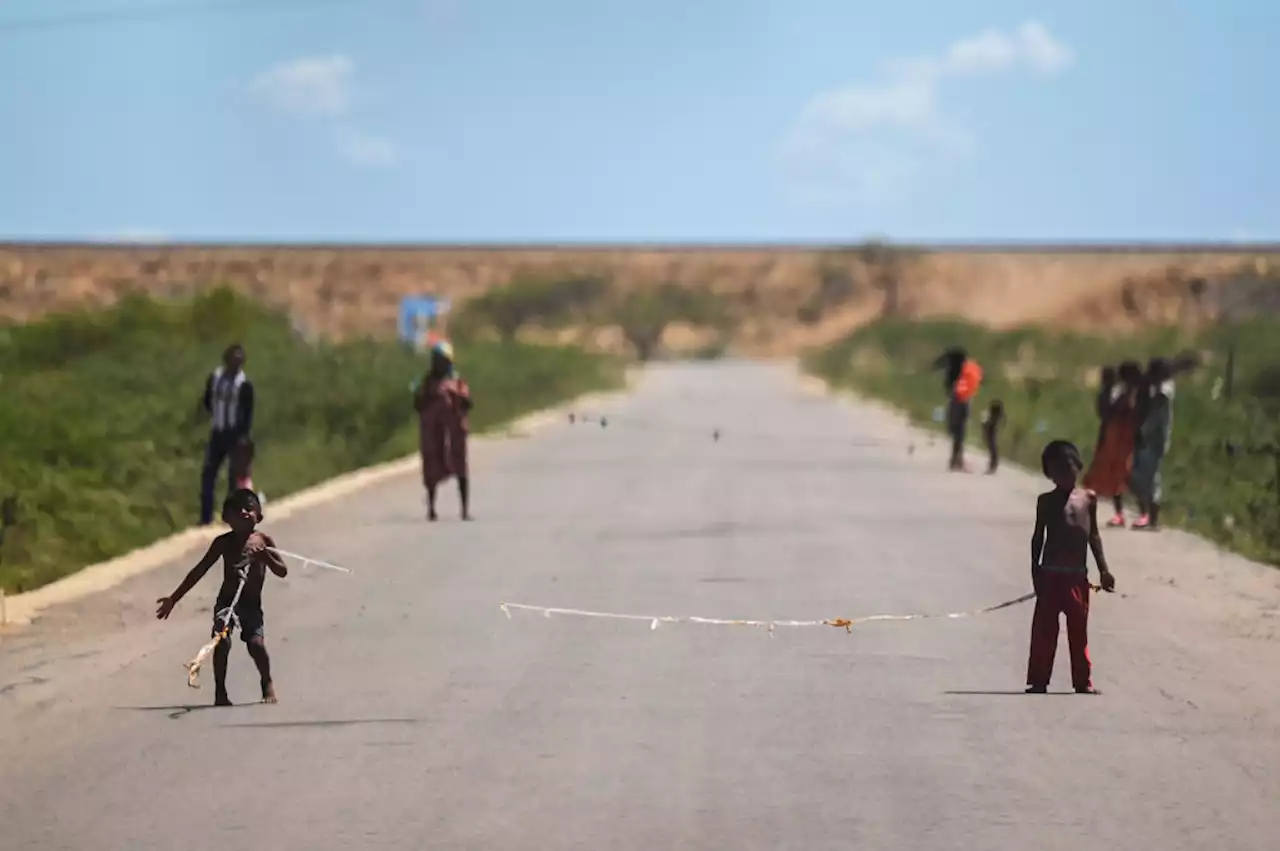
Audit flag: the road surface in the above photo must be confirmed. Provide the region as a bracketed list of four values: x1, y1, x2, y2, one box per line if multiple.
[3, 361, 1280, 850]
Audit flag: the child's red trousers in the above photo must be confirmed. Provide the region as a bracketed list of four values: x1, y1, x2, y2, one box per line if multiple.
[1026, 571, 1092, 690]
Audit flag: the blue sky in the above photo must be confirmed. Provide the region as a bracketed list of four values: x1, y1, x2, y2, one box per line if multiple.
[0, 0, 1276, 242]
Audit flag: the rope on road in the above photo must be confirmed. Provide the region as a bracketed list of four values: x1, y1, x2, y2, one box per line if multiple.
[499, 588, 1106, 637]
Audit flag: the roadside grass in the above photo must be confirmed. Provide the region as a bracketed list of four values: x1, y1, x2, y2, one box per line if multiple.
[805, 317, 1280, 566]
[0, 288, 624, 593]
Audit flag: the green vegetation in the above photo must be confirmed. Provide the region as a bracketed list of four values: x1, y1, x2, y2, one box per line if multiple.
[613, 284, 732, 361]
[452, 274, 612, 342]
[453, 274, 733, 360]
[0, 288, 623, 593]
[806, 317, 1280, 566]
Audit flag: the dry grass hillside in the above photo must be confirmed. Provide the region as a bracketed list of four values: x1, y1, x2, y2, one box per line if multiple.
[2, 243, 1278, 356]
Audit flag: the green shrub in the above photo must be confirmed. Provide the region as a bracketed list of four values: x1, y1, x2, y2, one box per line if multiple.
[805, 317, 1280, 566]
[0, 288, 623, 592]
[612, 284, 731, 361]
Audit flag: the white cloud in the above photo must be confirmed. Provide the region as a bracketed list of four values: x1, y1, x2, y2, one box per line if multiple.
[1015, 22, 1075, 74]
[335, 127, 399, 169]
[249, 54, 353, 117]
[779, 21, 1072, 208]
[249, 55, 400, 170]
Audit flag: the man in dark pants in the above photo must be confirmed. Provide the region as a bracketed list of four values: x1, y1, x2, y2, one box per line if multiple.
[200, 344, 255, 525]
[934, 347, 970, 471]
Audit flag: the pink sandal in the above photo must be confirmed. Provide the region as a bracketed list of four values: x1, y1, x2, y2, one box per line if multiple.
[1107, 513, 1126, 528]
[1132, 514, 1151, 529]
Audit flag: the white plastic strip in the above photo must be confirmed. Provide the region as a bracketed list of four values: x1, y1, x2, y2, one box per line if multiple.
[268, 547, 353, 573]
[499, 590, 1045, 637]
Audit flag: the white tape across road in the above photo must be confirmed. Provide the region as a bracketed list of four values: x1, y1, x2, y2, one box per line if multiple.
[499, 589, 1055, 637]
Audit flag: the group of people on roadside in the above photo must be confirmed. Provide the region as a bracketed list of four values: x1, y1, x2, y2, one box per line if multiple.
[1083, 355, 1193, 531]
[196, 338, 474, 527]
[934, 344, 1190, 531]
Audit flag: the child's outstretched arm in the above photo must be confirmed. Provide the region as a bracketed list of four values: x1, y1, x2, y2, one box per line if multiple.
[1030, 495, 1047, 593]
[156, 538, 223, 619]
[1087, 498, 1116, 591]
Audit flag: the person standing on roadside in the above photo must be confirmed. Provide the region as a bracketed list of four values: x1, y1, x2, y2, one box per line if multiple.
[934, 347, 983, 472]
[413, 340, 473, 522]
[1084, 361, 1143, 527]
[982, 400, 1005, 474]
[1129, 358, 1175, 531]
[200, 343, 256, 526]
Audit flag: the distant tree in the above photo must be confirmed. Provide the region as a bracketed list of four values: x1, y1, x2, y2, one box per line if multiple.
[613, 284, 729, 361]
[859, 239, 918, 319]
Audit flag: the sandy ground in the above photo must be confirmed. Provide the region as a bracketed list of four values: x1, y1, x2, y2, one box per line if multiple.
[1, 360, 1279, 850]
[6, 244, 1279, 355]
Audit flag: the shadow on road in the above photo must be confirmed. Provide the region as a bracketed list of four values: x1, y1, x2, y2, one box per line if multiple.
[117, 703, 248, 719]
[944, 690, 1074, 697]
[219, 718, 423, 729]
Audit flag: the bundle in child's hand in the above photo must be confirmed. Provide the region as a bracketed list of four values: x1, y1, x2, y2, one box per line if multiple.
[184, 636, 221, 689]
[185, 606, 235, 688]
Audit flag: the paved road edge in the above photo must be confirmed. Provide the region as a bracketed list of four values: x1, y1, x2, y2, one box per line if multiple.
[0, 371, 640, 628]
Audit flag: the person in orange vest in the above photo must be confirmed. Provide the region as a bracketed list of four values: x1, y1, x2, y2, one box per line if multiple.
[935, 348, 984, 471]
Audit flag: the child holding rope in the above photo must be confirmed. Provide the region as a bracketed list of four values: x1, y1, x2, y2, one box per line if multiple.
[1027, 440, 1116, 695]
[156, 489, 287, 705]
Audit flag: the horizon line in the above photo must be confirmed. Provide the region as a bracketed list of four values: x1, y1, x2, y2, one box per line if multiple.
[3, 239, 1280, 254]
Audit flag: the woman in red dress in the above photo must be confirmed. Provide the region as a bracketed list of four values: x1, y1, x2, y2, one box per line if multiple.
[1083, 361, 1142, 527]
[413, 341, 473, 522]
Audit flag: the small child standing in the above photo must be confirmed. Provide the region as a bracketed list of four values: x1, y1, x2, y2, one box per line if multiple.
[982, 400, 1005, 474]
[230, 437, 254, 491]
[229, 437, 265, 510]
[1027, 440, 1116, 695]
[156, 489, 287, 706]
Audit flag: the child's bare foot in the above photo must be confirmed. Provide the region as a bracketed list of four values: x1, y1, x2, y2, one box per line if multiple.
[262, 681, 278, 704]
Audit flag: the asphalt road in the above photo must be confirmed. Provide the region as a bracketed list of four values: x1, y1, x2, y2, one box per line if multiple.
[3, 361, 1280, 851]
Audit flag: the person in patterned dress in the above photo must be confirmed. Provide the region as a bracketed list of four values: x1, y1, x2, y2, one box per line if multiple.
[413, 341, 474, 522]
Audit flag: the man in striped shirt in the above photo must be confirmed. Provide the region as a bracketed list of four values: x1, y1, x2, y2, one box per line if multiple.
[200, 343, 256, 526]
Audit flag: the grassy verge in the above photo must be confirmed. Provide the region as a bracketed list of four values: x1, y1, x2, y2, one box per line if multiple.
[805, 317, 1280, 566]
[0, 288, 624, 593]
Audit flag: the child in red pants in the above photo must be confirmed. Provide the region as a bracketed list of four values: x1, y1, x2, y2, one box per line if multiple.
[1027, 440, 1116, 694]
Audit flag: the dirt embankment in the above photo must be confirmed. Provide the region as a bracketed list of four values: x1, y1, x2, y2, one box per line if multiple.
[2, 244, 1277, 355]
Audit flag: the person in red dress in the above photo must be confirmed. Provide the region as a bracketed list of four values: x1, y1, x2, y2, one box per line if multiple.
[413, 341, 473, 522]
[1083, 361, 1143, 527]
